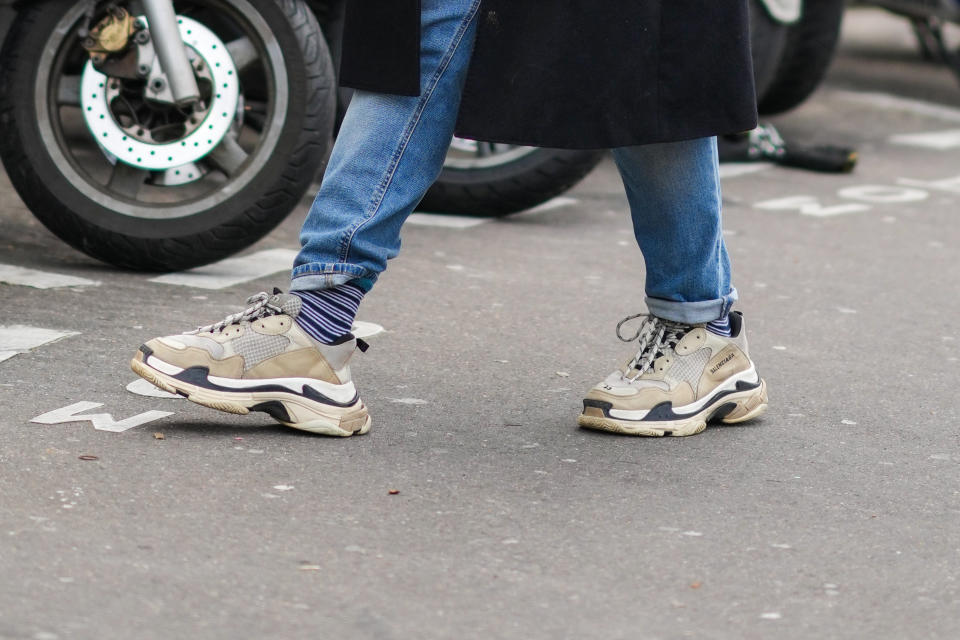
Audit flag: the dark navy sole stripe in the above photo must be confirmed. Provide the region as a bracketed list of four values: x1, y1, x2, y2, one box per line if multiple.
[166, 366, 360, 408]
[583, 379, 761, 423]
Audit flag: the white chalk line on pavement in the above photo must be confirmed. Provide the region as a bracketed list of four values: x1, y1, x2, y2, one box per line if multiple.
[0, 263, 101, 289]
[0, 325, 80, 364]
[149, 248, 298, 290]
[522, 196, 580, 214]
[889, 129, 960, 150]
[718, 163, 774, 179]
[407, 212, 490, 228]
[411, 196, 582, 228]
[31, 401, 173, 433]
[126, 378, 182, 399]
[823, 90, 960, 152]
[832, 89, 960, 123]
[352, 321, 385, 339]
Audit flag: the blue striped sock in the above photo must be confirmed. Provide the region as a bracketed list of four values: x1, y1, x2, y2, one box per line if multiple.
[292, 284, 366, 344]
[705, 314, 732, 337]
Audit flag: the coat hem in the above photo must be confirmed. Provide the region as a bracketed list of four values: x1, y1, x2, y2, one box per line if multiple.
[452, 116, 759, 151]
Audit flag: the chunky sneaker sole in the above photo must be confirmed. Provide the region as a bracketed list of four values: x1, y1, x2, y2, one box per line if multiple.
[131, 345, 371, 437]
[578, 376, 767, 437]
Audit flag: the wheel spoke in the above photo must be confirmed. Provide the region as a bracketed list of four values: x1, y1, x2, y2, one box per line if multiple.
[58, 75, 82, 106]
[108, 162, 149, 199]
[476, 142, 496, 158]
[207, 135, 249, 176]
[226, 37, 259, 73]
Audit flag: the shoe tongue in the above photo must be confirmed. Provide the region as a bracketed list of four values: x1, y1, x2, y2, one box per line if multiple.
[625, 344, 677, 376]
[269, 292, 302, 319]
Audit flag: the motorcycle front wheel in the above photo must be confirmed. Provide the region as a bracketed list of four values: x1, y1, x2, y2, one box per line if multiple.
[0, 0, 335, 271]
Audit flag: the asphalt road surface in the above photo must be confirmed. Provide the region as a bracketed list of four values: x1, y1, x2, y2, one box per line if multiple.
[2, 9, 960, 640]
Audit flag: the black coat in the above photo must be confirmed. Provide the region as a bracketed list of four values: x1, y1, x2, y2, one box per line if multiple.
[339, 1, 758, 149]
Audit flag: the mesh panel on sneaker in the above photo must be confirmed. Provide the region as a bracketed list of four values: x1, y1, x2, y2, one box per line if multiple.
[234, 332, 291, 371]
[668, 347, 712, 386]
[278, 295, 302, 318]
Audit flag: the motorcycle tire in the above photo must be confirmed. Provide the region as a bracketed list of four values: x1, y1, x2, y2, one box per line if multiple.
[757, 0, 846, 115]
[0, 0, 335, 271]
[418, 0, 785, 219]
[420, 146, 604, 217]
[749, 0, 791, 99]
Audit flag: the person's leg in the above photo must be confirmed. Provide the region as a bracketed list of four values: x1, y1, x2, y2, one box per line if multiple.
[578, 138, 767, 437]
[131, 0, 483, 437]
[612, 137, 736, 324]
[291, 0, 483, 295]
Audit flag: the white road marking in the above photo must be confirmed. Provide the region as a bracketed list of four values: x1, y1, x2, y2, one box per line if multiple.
[754, 195, 870, 217]
[0, 264, 100, 289]
[718, 162, 773, 179]
[126, 378, 182, 399]
[510, 196, 580, 221]
[833, 89, 960, 123]
[837, 185, 928, 204]
[31, 402, 173, 433]
[388, 397, 429, 405]
[351, 321, 385, 339]
[898, 174, 960, 194]
[890, 129, 960, 150]
[407, 213, 489, 229]
[149, 248, 298, 289]
[0, 325, 79, 363]
[523, 196, 579, 214]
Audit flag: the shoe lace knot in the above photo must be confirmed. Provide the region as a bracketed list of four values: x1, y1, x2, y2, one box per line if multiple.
[616, 313, 689, 380]
[192, 292, 283, 334]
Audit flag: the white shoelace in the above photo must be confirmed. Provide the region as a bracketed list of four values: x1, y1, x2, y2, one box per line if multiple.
[192, 292, 283, 334]
[616, 313, 689, 381]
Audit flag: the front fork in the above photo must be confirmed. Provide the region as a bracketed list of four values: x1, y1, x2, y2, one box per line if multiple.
[140, 0, 200, 105]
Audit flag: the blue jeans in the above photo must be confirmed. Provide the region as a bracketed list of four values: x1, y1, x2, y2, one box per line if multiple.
[291, 0, 737, 324]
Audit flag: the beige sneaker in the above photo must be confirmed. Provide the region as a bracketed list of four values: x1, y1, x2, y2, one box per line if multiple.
[131, 291, 371, 436]
[578, 311, 767, 437]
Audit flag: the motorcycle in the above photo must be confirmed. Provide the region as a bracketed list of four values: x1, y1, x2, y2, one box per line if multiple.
[0, 0, 339, 271]
[852, 0, 960, 85]
[0, 0, 603, 271]
[0, 0, 842, 272]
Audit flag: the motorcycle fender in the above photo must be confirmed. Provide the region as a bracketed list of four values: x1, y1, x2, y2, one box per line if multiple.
[757, 0, 802, 24]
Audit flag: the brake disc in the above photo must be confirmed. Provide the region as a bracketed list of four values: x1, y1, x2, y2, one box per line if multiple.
[80, 15, 240, 172]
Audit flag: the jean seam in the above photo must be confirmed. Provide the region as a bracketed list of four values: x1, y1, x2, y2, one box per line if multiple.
[335, 0, 482, 265]
[712, 139, 725, 311]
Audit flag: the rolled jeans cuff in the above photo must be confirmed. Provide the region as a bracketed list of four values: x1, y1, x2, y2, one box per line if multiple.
[645, 288, 739, 324]
[290, 263, 376, 293]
